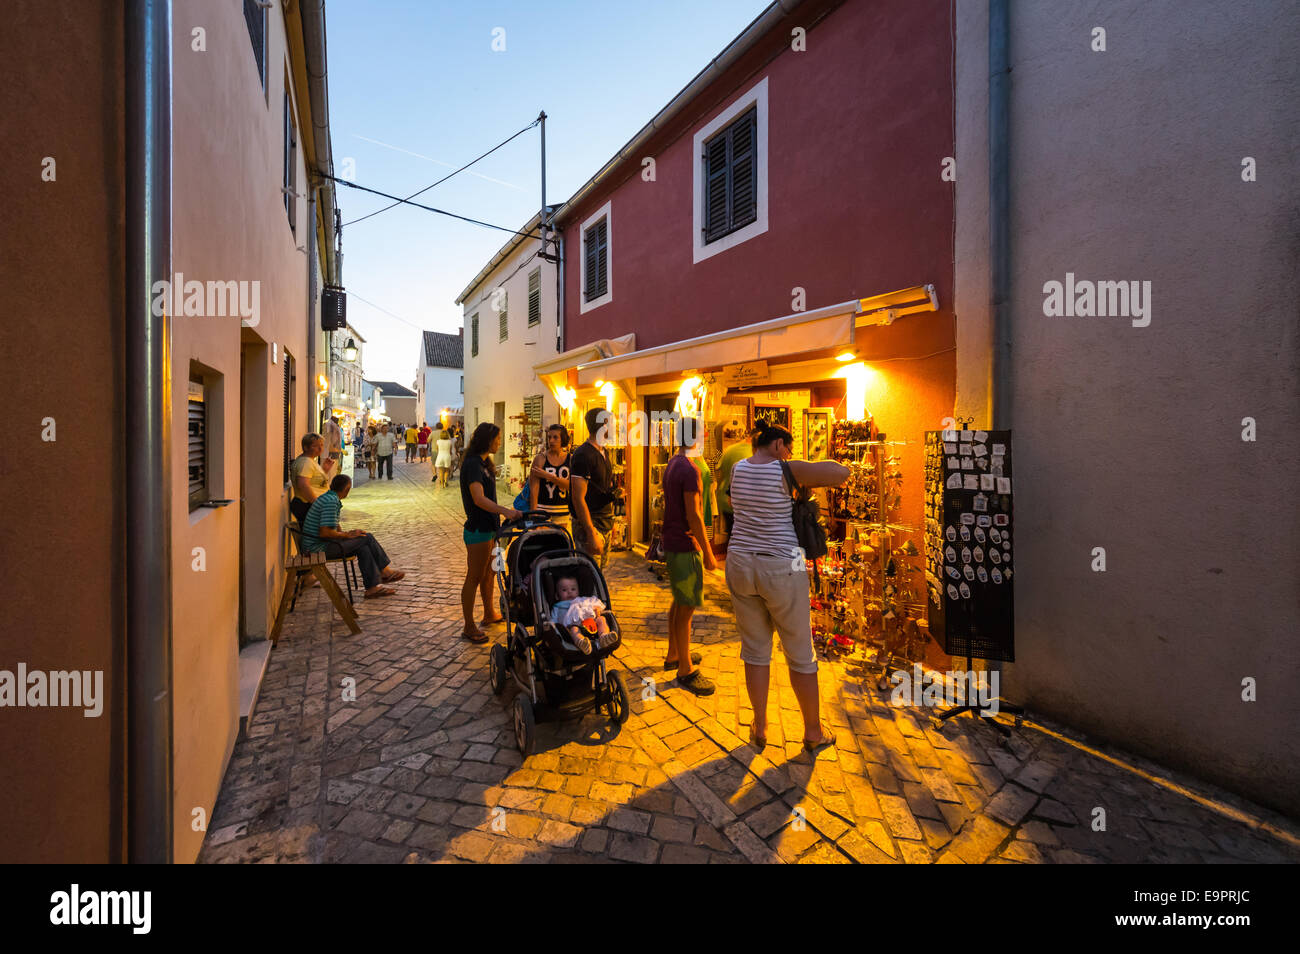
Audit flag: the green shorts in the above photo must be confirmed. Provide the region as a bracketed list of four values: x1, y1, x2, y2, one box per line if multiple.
[463, 528, 496, 545]
[666, 550, 704, 607]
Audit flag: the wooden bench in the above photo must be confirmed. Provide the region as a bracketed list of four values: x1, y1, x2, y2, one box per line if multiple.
[270, 524, 362, 644]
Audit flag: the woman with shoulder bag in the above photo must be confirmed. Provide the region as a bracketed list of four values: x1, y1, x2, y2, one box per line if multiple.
[725, 421, 849, 752]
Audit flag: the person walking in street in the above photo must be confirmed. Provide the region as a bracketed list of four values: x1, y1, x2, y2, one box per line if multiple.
[418, 423, 431, 463]
[726, 420, 849, 751]
[433, 428, 454, 487]
[323, 413, 344, 470]
[570, 407, 621, 571]
[459, 422, 519, 643]
[660, 416, 719, 695]
[374, 423, 397, 479]
[404, 423, 419, 462]
[301, 474, 406, 599]
[290, 432, 334, 524]
[528, 423, 572, 529]
[363, 425, 377, 479]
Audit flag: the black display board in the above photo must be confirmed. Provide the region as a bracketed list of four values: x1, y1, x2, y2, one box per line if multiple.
[924, 428, 1014, 661]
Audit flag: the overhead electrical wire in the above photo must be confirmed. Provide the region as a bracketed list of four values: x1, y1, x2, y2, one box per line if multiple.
[340, 117, 542, 228]
[327, 175, 545, 239]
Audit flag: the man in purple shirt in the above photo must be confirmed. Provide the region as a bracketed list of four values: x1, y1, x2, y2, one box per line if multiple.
[661, 416, 718, 695]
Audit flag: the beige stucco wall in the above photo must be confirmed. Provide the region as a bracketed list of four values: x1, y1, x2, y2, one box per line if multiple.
[170, 0, 314, 861]
[954, 0, 1300, 814]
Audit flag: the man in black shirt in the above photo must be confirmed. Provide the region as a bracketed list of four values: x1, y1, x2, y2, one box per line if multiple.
[569, 407, 621, 570]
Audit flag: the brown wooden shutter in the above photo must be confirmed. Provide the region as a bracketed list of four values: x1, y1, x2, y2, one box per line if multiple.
[730, 109, 757, 230]
[703, 133, 730, 242]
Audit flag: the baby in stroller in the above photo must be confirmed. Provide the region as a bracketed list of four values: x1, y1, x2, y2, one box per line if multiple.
[550, 574, 615, 655]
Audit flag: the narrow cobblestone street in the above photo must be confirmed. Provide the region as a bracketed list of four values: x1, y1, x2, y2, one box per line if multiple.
[200, 459, 1300, 864]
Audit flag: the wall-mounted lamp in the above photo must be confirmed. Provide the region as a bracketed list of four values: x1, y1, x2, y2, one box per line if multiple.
[343, 338, 358, 362]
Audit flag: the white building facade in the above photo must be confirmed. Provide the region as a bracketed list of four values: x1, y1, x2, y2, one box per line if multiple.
[417, 329, 465, 429]
[457, 211, 563, 497]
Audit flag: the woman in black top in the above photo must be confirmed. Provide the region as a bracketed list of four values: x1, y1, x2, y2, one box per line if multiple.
[460, 422, 519, 643]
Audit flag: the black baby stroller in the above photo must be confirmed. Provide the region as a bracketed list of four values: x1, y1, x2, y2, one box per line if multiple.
[488, 511, 629, 756]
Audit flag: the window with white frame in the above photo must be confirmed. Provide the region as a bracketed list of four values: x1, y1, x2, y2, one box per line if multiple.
[579, 200, 613, 313]
[692, 77, 768, 264]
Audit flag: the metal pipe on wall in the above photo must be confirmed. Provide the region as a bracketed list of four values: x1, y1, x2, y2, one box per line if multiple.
[308, 189, 318, 429]
[989, 0, 1011, 428]
[124, 0, 174, 863]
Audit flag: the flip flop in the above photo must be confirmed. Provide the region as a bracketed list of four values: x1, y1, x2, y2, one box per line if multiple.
[749, 723, 768, 750]
[462, 629, 489, 643]
[365, 586, 396, 598]
[382, 571, 406, 582]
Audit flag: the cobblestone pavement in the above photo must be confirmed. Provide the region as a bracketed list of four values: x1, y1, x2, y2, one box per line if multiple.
[200, 458, 1300, 864]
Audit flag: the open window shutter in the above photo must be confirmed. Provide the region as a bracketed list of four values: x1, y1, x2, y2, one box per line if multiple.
[703, 134, 730, 243]
[584, 225, 599, 301]
[594, 220, 608, 297]
[282, 355, 292, 484]
[527, 267, 541, 325]
[730, 109, 757, 230]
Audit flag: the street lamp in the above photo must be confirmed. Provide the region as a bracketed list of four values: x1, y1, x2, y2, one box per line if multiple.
[343, 337, 358, 362]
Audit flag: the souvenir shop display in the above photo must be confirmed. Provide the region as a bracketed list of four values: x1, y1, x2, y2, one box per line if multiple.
[923, 427, 1015, 661]
[507, 405, 542, 498]
[811, 418, 930, 681]
[802, 407, 833, 461]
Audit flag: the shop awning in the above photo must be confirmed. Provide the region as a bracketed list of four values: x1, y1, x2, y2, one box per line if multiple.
[533, 333, 637, 393]
[573, 301, 856, 387]
[571, 285, 937, 387]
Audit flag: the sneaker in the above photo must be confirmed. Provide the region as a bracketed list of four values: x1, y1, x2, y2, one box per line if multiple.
[677, 670, 715, 696]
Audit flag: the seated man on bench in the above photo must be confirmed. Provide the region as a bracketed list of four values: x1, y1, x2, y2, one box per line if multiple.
[301, 474, 405, 599]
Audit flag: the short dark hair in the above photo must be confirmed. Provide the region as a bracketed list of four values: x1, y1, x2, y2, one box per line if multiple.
[547, 423, 570, 447]
[330, 474, 352, 493]
[301, 432, 322, 453]
[584, 407, 607, 438]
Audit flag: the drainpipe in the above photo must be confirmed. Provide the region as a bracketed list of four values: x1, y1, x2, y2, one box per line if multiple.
[124, 0, 174, 863]
[989, 0, 1011, 428]
[555, 235, 564, 353]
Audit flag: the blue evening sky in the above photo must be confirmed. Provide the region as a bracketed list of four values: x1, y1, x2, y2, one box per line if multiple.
[325, 0, 771, 384]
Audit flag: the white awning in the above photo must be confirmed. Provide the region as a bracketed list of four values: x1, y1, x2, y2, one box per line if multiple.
[573, 301, 858, 387]
[533, 333, 637, 391]
[571, 285, 938, 387]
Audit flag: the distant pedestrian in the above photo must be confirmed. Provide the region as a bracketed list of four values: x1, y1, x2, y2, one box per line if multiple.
[418, 423, 431, 462]
[374, 423, 397, 479]
[301, 474, 406, 599]
[459, 422, 519, 643]
[363, 425, 377, 479]
[660, 416, 718, 695]
[726, 420, 848, 751]
[404, 423, 419, 462]
[323, 414, 344, 469]
[569, 407, 621, 571]
[433, 428, 454, 488]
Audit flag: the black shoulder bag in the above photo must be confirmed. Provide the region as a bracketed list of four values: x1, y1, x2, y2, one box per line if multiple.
[778, 459, 828, 589]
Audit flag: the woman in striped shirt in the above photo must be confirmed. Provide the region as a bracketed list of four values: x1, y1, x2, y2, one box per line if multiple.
[726, 421, 849, 752]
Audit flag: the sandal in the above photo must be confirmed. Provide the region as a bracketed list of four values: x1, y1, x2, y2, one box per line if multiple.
[382, 570, 406, 582]
[462, 628, 489, 643]
[663, 652, 702, 670]
[802, 722, 836, 753]
[365, 586, 396, 598]
[749, 723, 768, 750]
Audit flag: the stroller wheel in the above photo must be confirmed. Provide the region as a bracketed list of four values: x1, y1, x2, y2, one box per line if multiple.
[513, 694, 535, 757]
[489, 643, 508, 696]
[606, 670, 630, 725]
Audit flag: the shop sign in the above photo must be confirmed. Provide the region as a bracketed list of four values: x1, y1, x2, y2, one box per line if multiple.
[722, 360, 770, 387]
